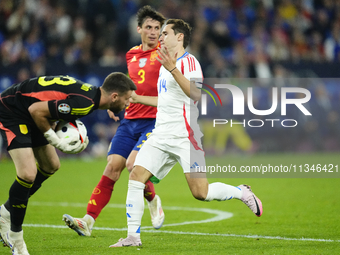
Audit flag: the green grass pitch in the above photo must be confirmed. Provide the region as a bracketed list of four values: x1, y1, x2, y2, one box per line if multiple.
[0, 153, 339, 254]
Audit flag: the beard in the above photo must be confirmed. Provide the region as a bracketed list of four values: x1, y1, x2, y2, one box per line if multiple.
[109, 101, 124, 114]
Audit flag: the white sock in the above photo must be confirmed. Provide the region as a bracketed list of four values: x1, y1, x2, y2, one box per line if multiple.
[9, 230, 24, 240]
[205, 182, 242, 201]
[0, 205, 10, 219]
[84, 214, 95, 229]
[126, 180, 145, 238]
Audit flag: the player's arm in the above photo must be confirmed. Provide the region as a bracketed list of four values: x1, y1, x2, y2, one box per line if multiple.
[156, 46, 201, 101]
[169, 68, 201, 101]
[130, 91, 158, 107]
[28, 101, 53, 133]
[28, 101, 85, 153]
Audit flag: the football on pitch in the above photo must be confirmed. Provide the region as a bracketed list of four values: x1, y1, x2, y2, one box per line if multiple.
[55, 120, 87, 144]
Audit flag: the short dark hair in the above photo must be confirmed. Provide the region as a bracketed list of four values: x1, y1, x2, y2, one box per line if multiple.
[137, 5, 165, 28]
[166, 19, 192, 49]
[102, 72, 136, 95]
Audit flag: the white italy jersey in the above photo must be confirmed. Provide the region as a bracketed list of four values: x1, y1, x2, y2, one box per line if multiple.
[151, 52, 204, 149]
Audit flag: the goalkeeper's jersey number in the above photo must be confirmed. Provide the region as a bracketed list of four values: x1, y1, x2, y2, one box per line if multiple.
[38, 76, 77, 86]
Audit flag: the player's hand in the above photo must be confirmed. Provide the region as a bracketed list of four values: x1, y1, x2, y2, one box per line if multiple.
[129, 91, 139, 104]
[44, 128, 82, 153]
[68, 136, 89, 154]
[156, 46, 177, 73]
[56, 136, 82, 154]
[107, 110, 120, 122]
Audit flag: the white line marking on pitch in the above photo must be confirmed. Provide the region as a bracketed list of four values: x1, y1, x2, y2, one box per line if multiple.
[25, 202, 340, 243]
[29, 202, 233, 228]
[23, 224, 340, 243]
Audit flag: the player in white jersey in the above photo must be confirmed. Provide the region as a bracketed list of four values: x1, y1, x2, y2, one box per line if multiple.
[153, 51, 203, 139]
[110, 19, 263, 248]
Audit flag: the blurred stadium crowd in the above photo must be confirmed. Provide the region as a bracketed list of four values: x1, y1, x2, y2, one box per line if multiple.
[0, 0, 340, 157]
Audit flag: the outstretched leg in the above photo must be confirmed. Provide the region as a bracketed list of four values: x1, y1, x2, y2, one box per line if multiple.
[185, 172, 262, 216]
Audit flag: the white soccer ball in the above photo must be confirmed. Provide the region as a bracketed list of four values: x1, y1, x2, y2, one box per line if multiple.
[55, 120, 87, 144]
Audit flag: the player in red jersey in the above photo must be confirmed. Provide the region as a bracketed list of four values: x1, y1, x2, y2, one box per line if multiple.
[62, 6, 166, 236]
[124, 40, 160, 120]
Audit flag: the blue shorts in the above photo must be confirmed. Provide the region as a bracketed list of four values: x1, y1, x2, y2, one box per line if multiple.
[108, 118, 156, 159]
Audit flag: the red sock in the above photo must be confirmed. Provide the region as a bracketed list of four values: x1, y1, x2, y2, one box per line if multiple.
[144, 180, 156, 202]
[87, 175, 115, 220]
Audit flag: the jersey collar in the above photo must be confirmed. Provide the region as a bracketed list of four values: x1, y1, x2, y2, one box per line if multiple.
[140, 42, 161, 51]
[177, 52, 189, 61]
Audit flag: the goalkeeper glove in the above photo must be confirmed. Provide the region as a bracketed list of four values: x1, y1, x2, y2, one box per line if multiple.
[44, 128, 84, 154]
[68, 136, 89, 154]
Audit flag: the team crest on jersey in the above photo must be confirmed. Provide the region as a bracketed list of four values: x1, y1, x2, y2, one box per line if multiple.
[58, 103, 70, 114]
[139, 58, 147, 68]
[150, 51, 158, 61]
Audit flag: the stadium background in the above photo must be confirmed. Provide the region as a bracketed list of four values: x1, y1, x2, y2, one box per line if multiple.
[0, 0, 340, 157]
[0, 2, 339, 254]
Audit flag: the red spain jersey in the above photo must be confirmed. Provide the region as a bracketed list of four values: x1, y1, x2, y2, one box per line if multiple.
[125, 43, 161, 119]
